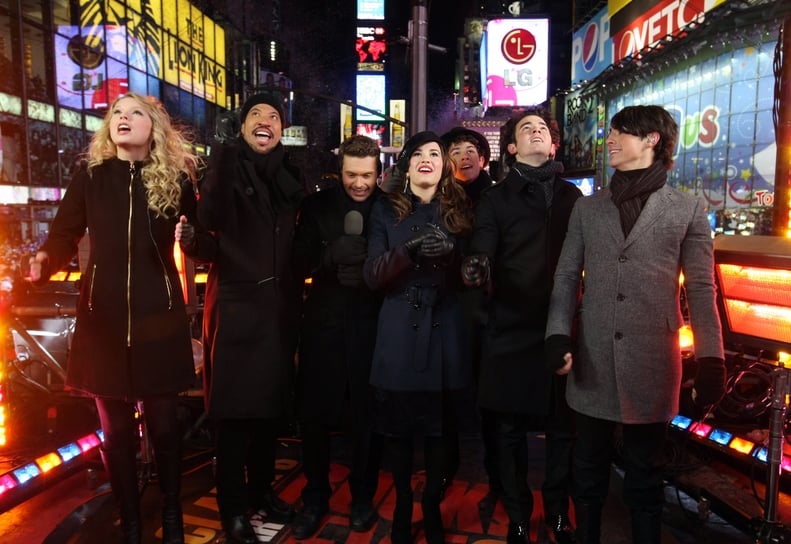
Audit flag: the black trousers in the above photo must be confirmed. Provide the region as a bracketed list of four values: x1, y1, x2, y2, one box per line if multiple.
[299, 420, 383, 508]
[214, 418, 280, 520]
[572, 411, 667, 510]
[541, 373, 575, 518]
[492, 411, 533, 524]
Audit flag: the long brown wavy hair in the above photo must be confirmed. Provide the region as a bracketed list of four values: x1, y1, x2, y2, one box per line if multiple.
[387, 150, 472, 236]
[86, 92, 203, 218]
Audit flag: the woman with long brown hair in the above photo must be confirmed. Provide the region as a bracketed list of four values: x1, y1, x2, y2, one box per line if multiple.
[363, 131, 472, 544]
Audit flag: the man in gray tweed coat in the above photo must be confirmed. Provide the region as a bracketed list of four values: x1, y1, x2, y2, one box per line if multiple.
[545, 105, 726, 544]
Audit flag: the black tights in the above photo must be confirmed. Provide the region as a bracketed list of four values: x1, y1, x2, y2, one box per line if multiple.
[95, 394, 181, 461]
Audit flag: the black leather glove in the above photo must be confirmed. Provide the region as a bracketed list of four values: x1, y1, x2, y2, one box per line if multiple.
[176, 216, 196, 250]
[694, 357, 726, 406]
[461, 254, 491, 287]
[545, 334, 573, 372]
[326, 235, 367, 266]
[215, 111, 240, 143]
[337, 264, 364, 288]
[418, 224, 455, 258]
[403, 227, 437, 255]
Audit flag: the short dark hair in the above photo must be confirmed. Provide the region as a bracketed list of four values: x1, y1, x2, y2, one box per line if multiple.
[338, 135, 381, 174]
[499, 106, 560, 169]
[609, 105, 678, 170]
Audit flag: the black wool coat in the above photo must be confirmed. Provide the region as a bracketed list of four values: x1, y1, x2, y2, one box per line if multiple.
[196, 141, 304, 420]
[38, 158, 196, 399]
[470, 167, 582, 415]
[292, 185, 382, 425]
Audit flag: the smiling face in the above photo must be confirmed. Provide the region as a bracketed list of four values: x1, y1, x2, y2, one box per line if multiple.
[109, 96, 153, 161]
[341, 155, 378, 202]
[241, 103, 282, 154]
[507, 114, 555, 167]
[606, 127, 656, 171]
[448, 140, 484, 183]
[407, 141, 443, 192]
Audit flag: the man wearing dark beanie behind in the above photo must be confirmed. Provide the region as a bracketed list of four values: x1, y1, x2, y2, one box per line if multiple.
[191, 92, 305, 543]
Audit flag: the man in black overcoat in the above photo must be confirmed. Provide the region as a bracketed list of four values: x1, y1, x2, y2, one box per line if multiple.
[196, 93, 305, 544]
[290, 135, 384, 539]
[462, 107, 582, 544]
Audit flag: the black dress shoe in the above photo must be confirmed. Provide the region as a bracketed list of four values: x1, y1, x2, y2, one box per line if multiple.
[291, 504, 327, 540]
[547, 514, 577, 544]
[222, 515, 257, 544]
[350, 500, 378, 532]
[255, 491, 295, 522]
[507, 521, 530, 544]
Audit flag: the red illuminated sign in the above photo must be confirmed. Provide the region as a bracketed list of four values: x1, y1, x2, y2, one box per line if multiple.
[501, 28, 537, 65]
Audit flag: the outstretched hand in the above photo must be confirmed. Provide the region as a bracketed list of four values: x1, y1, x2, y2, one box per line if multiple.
[28, 251, 49, 282]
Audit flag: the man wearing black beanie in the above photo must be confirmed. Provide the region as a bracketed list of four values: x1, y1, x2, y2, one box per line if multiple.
[187, 92, 304, 544]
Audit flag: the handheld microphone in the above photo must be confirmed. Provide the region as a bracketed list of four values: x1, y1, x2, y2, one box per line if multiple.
[344, 210, 364, 236]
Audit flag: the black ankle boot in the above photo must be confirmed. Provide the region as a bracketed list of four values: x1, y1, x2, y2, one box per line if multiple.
[100, 445, 142, 544]
[155, 448, 184, 544]
[506, 520, 530, 543]
[222, 514, 257, 544]
[547, 513, 577, 544]
[392, 492, 413, 544]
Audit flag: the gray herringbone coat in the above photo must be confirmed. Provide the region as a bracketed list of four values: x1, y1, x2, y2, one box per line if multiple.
[545, 184, 724, 424]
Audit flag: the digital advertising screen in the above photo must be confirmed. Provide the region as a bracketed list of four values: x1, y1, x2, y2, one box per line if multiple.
[482, 18, 549, 109]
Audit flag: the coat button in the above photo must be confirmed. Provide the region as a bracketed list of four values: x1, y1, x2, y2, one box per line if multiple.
[412, 323, 418, 330]
[411, 225, 420, 232]
[414, 264, 421, 270]
[616, 293, 625, 301]
[245, 187, 254, 196]
[618, 255, 627, 263]
[432, 322, 439, 328]
[614, 332, 623, 340]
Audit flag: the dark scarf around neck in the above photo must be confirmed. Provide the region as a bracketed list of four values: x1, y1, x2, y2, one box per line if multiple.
[240, 140, 302, 212]
[512, 160, 564, 208]
[610, 160, 667, 237]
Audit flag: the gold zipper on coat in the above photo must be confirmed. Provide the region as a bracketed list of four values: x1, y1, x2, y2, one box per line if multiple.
[87, 264, 97, 311]
[127, 162, 134, 347]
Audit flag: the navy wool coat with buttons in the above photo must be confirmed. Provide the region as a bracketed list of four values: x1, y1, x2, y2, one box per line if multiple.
[37, 158, 197, 400]
[363, 195, 470, 392]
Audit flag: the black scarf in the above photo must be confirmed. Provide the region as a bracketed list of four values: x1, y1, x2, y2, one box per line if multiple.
[240, 140, 301, 212]
[609, 160, 667, 237]
[512, 160, 564, 208]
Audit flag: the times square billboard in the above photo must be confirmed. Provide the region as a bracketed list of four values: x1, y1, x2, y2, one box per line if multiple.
[563, 40, 776, 211]
[480, 19, 549, 109]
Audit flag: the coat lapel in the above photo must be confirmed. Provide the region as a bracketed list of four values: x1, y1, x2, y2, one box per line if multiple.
[623, 185, 671, 248]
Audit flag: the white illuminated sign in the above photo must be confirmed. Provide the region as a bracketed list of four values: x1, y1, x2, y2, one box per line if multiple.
[483, 18, 549, 109]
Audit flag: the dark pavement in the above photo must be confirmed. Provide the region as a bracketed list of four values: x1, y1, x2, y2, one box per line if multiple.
[0, 401, 770, 543]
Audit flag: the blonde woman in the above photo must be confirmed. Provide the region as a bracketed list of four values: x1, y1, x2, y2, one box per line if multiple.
[29, 92, 210, 544]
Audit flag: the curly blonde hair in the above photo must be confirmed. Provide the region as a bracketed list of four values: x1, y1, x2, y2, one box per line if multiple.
[388, 152, 472, 236]
[86, 92, 203, 218]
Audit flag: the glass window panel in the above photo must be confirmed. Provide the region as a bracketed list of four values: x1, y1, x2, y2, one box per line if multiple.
[129, 67, 147, 95]
[20, 0, 44, 24]
[22, 23, 51, 102]
[0, 116, 27, 184]
[53, 0, 75, 26]
[29, 120, 58, 186]
[178, 89, 193, 125]
[59, 126, 85, 187]
[147, 74, 160, 99]
[0, 13, 21, 95]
